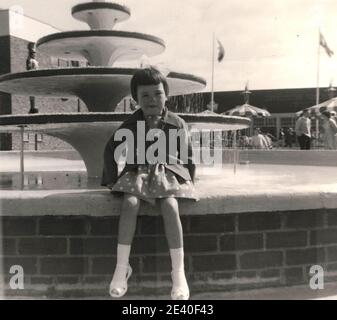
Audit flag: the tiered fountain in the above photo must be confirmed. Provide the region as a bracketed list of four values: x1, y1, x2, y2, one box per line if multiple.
[0, 1, 250, 178]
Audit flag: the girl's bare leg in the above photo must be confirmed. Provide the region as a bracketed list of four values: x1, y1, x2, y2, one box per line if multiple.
[159, 197, 183, 248]
[118, 194, 141, 245]
[110, 194, 140, 298]
[159, 197, 189, 300]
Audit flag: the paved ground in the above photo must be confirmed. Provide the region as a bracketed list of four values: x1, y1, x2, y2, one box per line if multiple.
[115, 283, 337, 300]
[2, 283, 337, 300]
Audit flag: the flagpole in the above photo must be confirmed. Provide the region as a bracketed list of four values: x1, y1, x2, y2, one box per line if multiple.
[316, 28, 320, 106]
[316, 28, 320, 144]
[211, 32, 215, 112]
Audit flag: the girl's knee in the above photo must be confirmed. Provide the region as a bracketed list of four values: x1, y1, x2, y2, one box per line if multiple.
[122, 194, 140, 211]
[159, 197, 179, 215]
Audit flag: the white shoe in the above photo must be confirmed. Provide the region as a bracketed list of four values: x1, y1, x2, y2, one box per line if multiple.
[171, 270, 190, 300]
[109, 264, 132, 298]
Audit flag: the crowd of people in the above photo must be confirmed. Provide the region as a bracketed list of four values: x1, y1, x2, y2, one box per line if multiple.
[293, 108, 337, 150]
[224, 129, 278, 149]
[222, 109, 337, 150]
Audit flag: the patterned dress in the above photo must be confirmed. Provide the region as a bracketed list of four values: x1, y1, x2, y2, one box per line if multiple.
[109, 113, 198, 205]
[111, 163, 198, 205]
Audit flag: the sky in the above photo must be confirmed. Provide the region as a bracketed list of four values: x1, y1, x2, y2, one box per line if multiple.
[1, 0, 337, 93]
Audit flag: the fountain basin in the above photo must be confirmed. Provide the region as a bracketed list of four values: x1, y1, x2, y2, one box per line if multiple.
[0, 68, 206, 112]
[0, 112, 250, 177]
[72, 2, 131, 29]
[1, 162, 337, 213]
[37, 30, 165, 66]
[0, 112, 250, 131]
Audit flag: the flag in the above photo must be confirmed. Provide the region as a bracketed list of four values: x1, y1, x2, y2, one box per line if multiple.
[244, 81, 250, 92]
[320, 32, 334, 57]
[217, 39, 225, 62]
[242, 81, 251, 104]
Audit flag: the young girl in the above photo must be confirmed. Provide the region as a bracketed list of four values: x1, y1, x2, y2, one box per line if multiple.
[101, 67, 198, 300]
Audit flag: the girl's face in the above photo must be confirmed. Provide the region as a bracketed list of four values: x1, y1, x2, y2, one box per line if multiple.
[137, 83, 167, 116]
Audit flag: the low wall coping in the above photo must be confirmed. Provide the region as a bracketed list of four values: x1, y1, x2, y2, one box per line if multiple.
[1, 187, 337, 216]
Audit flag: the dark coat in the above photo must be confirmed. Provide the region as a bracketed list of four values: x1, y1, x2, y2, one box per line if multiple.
[101, 108, 196, 188]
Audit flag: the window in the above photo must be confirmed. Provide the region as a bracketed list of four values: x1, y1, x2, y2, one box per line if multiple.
[36, 134, 43, 142]
[23, 133, 29, 142]
[281, 117, 295, 128]
[71, 60, 80, 67]
[265, 118, 276, 127]
[254, 117, 276, 128]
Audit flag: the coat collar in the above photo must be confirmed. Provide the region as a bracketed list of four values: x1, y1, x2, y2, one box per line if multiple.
[124, 107, 182, 128]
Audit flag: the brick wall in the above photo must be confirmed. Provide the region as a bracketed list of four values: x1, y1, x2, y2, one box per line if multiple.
[0, 36, 10, 75]
[1, 209, 337, 298]
[0, 91, 12, 150]
[0, 36, 12, 149]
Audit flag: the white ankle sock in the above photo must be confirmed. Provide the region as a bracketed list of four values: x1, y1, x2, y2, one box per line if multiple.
[116, 244, 131, 267]
[170, 248, 189, 296]
[170, 248, 185, 272]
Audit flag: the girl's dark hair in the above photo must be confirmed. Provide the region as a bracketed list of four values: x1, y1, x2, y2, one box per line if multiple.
[130, 66, 169, 101]
[321, 110, 331, 118]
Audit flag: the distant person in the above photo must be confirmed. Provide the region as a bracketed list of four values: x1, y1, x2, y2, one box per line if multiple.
[279, 128, 285, 147]
[26, 42, 39, 114]
[321, 111, 337, 149]
[241, 135, 250, 148]
[251, 128, 269, 149]
[295, 109, 311, 150]
[284, 127, 295, 148]
[331, 111, 337, 124]
[264, 132, 276, 149]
